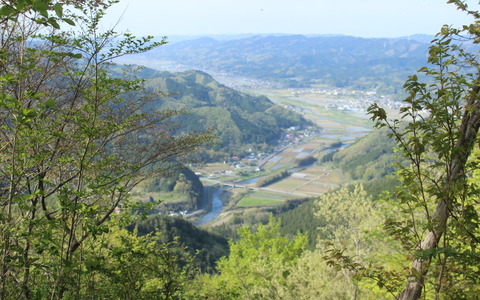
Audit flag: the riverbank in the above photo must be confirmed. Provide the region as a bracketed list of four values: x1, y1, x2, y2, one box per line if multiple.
[193, 189, 224, 226]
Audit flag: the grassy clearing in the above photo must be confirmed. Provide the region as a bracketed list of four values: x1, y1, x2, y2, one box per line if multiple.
[237, 190, 301, 207]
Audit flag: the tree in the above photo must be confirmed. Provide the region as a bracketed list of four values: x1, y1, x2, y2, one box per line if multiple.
[187, 218, 307, 299]
[316, 184, 401, 299]
[368, 1, 480, 298]
[0, 0, 74, 29]
[76, 223, 197, 300]
[0, 0, 210, 298]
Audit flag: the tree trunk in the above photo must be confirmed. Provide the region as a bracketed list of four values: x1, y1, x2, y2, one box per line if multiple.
[398, 77, 480, 300]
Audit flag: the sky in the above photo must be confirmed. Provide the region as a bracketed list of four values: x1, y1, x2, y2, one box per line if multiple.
[102, 0, 479, 38]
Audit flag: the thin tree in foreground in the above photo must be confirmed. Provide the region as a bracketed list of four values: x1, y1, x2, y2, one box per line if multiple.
[369, 1, 480, 298]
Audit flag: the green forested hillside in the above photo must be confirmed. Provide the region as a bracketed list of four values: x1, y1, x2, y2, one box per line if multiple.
[130, 214, 229, 272]
[329, 128, 400, 180]
[135, 166, 206, 211]
[143, 70, 310, 156]
[278, 200, 321, 249]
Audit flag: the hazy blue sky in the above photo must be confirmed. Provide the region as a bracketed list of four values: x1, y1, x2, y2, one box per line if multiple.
[102, 0, 478, 38]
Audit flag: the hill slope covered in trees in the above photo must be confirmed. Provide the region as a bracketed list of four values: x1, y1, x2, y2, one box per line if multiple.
[142, 69, 310, 157]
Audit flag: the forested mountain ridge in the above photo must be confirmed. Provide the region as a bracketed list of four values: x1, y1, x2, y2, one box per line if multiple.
[129, 214, 229, 272]
[329, 128, 401, 181]
[142, 35, 431, 93]
[142, 69, 310, 156]
[134, 166, 206, 212]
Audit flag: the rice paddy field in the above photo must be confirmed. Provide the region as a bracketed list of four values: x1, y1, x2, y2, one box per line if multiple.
[237, 191, 301, 207]
[193, 86, 381, 223]
[268, 168, 342, 194]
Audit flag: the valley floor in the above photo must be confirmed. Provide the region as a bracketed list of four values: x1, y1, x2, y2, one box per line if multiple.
[191, 84, 378, 226]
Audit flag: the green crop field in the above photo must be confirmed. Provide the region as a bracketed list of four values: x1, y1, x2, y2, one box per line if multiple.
[237, 197, 280, 207]
[237, 190, 301, 207]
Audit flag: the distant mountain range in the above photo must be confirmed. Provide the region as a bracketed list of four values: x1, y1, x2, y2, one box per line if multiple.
[133, 34, 435, 93]
[156, 33, 434, 45]
[138, 69, 310, 157]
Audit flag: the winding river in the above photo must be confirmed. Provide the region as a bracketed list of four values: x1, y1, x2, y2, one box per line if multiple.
[194, 189, 224, 226]
[194, 105, 372, 226]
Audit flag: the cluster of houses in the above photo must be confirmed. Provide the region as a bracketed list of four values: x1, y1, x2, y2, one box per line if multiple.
[204, 125, 318, 180]
[213, 72, 283, 90]
[287, 87, 408, 113]
[325, 97, 408, 112]
[275, 126, 318, 149]
[167, 210, 189, 217]
[288, 87, 377, 97]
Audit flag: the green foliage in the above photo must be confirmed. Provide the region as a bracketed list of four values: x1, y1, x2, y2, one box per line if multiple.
[0, 1, 209, 298]
[361, 176, 400, 200]
[332, 128, 401, 181]
[294, 155, 317, 167]
[316, 184, 406, 298]
[142, 70, 310, 158]
[185, 184, 405, 299]
[256, 170, 290, 187]
[188, 209, 394, 299]
[367, 2, 480, 298]
[143, 167, 205, 211]
[131, 214, 229, 273]
[186, 218, 308, 299]
[278, 199, 322, 249]
[282, 250, 383, 300]
[316, 185, 380, 253]
[0, 0, 76, 29]
[64, 224, 197, 299]
[278, 176, 401, 252]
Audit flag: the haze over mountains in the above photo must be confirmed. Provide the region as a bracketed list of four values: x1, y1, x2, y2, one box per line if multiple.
[125, 34, 435, 94]
[161, 33, 434, 44]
